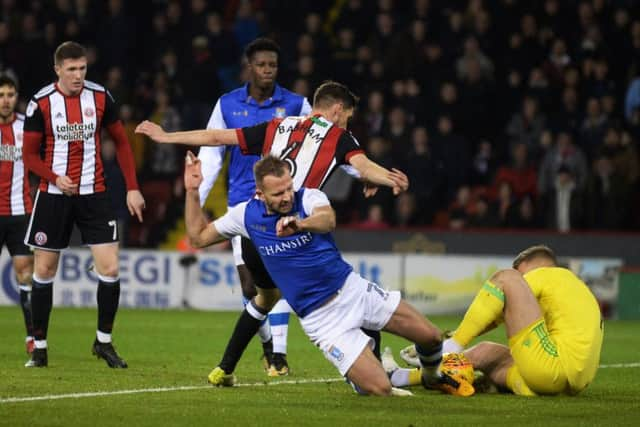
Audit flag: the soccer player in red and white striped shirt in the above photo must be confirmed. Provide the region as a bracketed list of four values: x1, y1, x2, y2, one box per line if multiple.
[22, 41, 145, 368]
[0, 75, 35, 357]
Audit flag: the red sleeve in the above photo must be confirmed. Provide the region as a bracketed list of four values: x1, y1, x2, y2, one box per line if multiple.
[107, 120, 139, 191]
[22, 131, 58, 184]
[237, 121, 269, 155]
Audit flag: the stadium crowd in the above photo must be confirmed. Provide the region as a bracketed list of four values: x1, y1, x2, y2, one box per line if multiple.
[1, 0, 640, 246]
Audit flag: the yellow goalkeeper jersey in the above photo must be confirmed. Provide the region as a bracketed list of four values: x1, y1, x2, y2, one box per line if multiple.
[523, 266, 604, 392]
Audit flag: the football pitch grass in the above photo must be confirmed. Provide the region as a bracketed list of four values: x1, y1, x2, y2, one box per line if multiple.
[1, 307, 639, 426]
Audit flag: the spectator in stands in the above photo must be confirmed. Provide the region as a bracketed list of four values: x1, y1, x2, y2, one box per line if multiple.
[470, 140, 497, 187]
[506, 96, 547, 153]
[468, 196, 498, 228]
[448, 186, 473, 230]
[384, 106, 411, 165]
[362, 90, 385, 137]
[508, 195, 539, 229]
[393, 193, 420, 227]
[538, 131, 589, 195]
[540, 165, 586, 232]
[491, 181, 519, 228]
[181, 36, 220, 129]
[586, 154, 631, 229]
[493, 142, 537, 200]
[601, 127, 639, 186]
[579, 97, 609, 160]
[405, 126, 443, 224]
[145, 90, 182, 179]
[456, 35, 494, 82]
[433, 115, 471, 202]
[356, 204, 390, 230]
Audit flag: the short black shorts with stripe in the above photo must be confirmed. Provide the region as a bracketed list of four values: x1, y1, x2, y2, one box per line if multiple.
[25, 191, 118, 250]
[0, 214, 32, 256]
[241, 237, 277, 289]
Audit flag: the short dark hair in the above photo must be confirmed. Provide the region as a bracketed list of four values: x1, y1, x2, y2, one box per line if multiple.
[253, 156, 290, 188]
[0, 75, 17, 91]
[512, 245, 557, 269]
[313, 81, 359, 110]
[244, 37, 280, 62]
[54, 41, 87, 65]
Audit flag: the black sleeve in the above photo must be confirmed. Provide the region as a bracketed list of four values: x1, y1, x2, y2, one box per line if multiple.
[102, 90, 120, 126]
[23, 99, 45, 133]
[238, 121, 269, 155]
[335, 131, 365, 164]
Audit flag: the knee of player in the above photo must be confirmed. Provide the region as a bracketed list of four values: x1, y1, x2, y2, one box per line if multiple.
[254, 289, 280, 311]
[16, 270, 33, 285]
[96, 265, 119, 279]
[488, 269, 522, 289]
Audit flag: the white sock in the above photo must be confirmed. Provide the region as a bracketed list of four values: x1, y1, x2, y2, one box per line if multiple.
[443, 338, 464, 354]
[35, 339, 47, 349]
[390, 368, 412, 388]
[258, 318, 272, 343]
[269, 299, 291, 354]
[97, 330, 112, 343]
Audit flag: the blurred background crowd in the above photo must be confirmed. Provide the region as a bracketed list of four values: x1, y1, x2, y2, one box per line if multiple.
[2, 0, 640, 247]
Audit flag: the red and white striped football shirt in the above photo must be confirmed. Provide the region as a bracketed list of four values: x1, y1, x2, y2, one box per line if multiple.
[23, 80, 117, 195]
[0, 113, 32, 215]
[237, 115, 364, 190]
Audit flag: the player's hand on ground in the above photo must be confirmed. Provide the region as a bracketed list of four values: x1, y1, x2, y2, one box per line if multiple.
[362, 182, 379, 198]
[276, 215, 301, 237]
[56, 175, 78, 196]
[184, 151, 203, 191]
[135, 120, 168, 143]
[389, 168, 409, 195]
[127, 189, 145, 222]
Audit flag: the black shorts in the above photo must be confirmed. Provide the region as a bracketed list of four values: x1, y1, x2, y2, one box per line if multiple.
[25, 191, 118, 250]
[0, 215, 32, 256]
[241, 237, 277, 289]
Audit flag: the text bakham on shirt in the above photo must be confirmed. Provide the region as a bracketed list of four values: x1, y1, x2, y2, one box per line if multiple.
[0, 113, 32, 215]
[236, 114, 364, 190]
[23, 81, 117, 195]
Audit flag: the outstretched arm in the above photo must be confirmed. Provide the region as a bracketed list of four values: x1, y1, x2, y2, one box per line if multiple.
[348, 153, 409, 196]
[135, 120, 239, 146]
[183, 151, 229, 248]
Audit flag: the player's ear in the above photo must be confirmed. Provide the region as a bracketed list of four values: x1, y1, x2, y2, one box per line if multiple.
[255, 188, 265, 201]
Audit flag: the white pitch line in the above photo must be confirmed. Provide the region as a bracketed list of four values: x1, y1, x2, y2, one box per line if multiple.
[0, 378, 344, 404]
[599, 362, 640, 368]
[2, 362, 639, 404]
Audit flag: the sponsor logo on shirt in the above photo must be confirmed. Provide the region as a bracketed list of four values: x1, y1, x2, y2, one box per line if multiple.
[257, 232, 313, 256]
[232, 110, 249, 117]
[55, 122, 96, 141]
[0, 145, 22, 161]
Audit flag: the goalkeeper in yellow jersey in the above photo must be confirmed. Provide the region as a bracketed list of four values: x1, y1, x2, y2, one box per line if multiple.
[440, 244, 604, 396]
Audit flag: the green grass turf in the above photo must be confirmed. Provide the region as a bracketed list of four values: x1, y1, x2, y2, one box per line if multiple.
[1, 306, 639, 426]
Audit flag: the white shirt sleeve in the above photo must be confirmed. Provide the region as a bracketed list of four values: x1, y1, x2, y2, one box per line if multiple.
[302, 188, 331, 216]
[212, 202, 249, 239]
[339, 165, 361, 178]
[198, 99, 227, 206]
[300, 97, 312, 115]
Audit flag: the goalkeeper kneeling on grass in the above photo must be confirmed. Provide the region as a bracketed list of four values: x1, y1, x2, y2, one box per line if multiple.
[385, 245, 603, 397]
